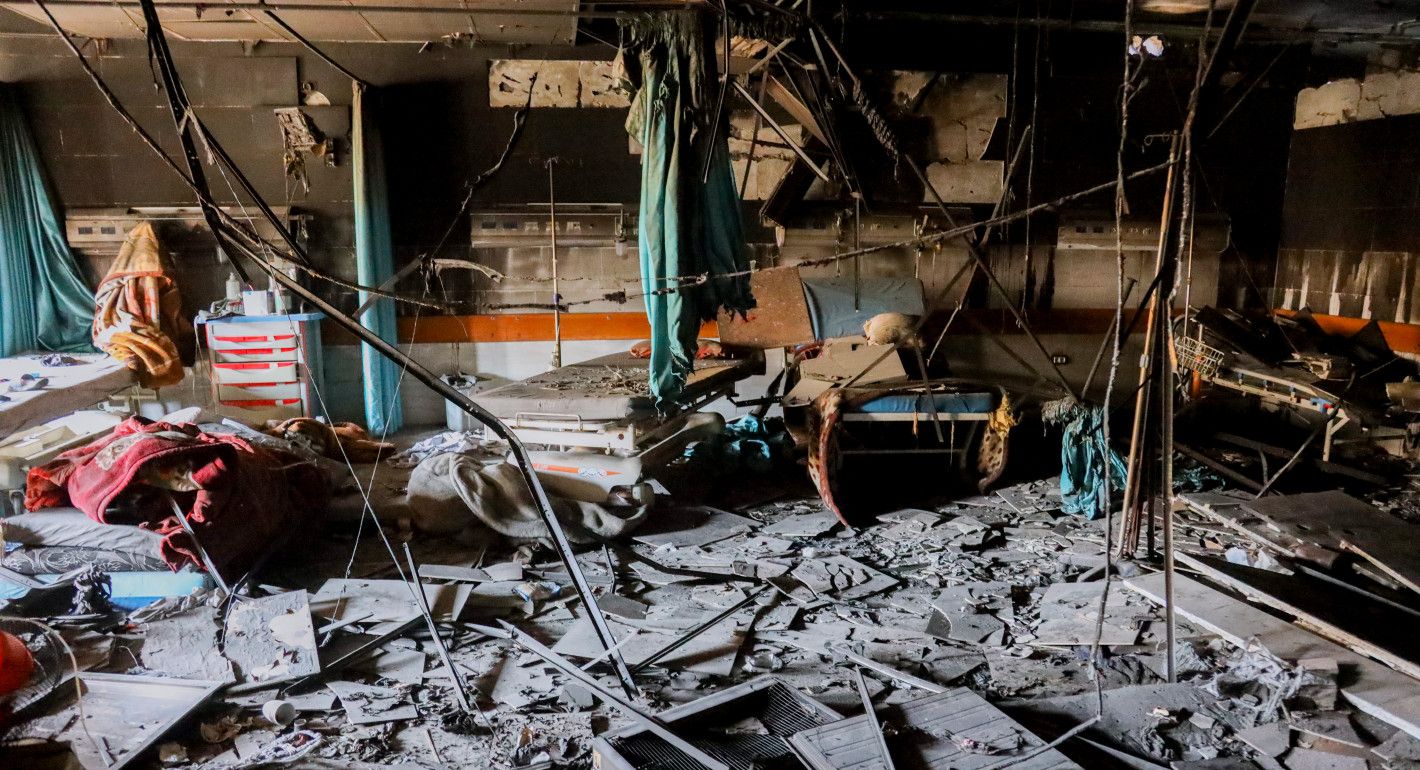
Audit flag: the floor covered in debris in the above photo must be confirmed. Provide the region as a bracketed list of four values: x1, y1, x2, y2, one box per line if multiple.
[8, 434, 1420, 770]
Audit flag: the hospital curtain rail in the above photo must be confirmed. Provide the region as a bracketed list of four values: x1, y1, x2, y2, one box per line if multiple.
[0, 84, 97, 357]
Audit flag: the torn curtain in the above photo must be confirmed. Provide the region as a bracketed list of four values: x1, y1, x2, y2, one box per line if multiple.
[92, 222, 192, 389]
[0, 84, 96, 357]
[353, 83, 404, 434]
[625, 13, 754, 406]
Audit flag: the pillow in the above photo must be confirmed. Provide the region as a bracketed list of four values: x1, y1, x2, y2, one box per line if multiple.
[1, 508, 165, 559]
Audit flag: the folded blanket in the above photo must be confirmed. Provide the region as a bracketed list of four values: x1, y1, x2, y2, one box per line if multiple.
[26, 417, 328, 580]
[403, 453, 648, 544]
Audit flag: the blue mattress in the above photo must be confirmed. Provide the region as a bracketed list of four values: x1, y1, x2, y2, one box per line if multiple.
[855, 392, 995, 414]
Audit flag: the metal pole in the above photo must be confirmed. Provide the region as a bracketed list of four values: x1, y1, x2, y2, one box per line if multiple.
[854, 668, 898, 770]
[487, 621, 730, 770]
[730, 81, 832, 183]
[1119, 133, 1181, 556]
[401, 544, 475, 714]
[547, 158, 562, 370]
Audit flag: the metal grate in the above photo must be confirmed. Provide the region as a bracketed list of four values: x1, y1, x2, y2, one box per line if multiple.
[605, 682, 831, 770]
[1175, 335, 1227, 377]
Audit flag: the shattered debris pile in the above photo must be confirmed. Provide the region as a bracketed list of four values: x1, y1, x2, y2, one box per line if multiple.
[3, 475, 1420, 770]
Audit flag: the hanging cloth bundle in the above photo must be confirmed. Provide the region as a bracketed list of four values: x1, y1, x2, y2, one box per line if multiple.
[92, 222, 191, 389]
[1043, 397, 1127, 519]
[623, 12, 755, 406]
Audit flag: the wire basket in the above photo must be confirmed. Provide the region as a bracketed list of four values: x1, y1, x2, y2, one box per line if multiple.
[1175, 335, 1226, 377]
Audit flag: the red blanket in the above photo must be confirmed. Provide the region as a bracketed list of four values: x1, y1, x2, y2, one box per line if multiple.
[26, 418, 327, 581]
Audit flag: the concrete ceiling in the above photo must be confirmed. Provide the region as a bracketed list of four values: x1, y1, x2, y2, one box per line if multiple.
[1, 1, 584, 44]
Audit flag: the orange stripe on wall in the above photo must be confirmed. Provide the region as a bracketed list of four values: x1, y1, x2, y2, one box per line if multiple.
[323, 309, 1165, 345]
[379, 313, 717, 343]
[1275, 309, 1420, 355]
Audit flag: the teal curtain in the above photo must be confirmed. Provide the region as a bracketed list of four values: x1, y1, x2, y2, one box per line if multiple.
[352, 83, 404, 434]
[626, 14, 754, 406]
[0, 84, 95, 357]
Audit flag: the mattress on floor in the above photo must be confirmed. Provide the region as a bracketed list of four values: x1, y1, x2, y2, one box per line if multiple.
[2, 545, 168, 575]
[472, 352, 760, 421]
[855, 391, 996, 414]
[2, 507, 166, 562]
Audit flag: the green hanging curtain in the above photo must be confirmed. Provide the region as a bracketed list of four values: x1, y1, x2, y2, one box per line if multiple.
[352, 83, 404, 434]
[1044, 399, 1127, 519]
[0, 84, 96, 357]
[624, 13, 754, 406]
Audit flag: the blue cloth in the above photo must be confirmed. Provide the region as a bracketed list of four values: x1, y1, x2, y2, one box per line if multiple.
[857, 392, 994, 414]
[627, 14, 753, 407]
[1052, 402, 1126, 519]
[802, 277, 925, 340]
[0, 85, 95, 357]
[683, 414, 790, 474]
[352, 83, 403, 434]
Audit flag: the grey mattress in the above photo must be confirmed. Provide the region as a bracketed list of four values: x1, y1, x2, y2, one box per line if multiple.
[471, 352, 759, 421]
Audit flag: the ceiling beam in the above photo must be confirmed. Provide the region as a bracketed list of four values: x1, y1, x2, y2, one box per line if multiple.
[11, 0, 706, 20]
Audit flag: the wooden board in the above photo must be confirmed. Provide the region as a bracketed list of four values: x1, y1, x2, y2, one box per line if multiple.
[1243, 491, 1420, 594]
[790, 686, 1081, 770]
[1177, 553, 1420, 680]
[717, 266, 815, 348]
[1124, 572, 1420, 740]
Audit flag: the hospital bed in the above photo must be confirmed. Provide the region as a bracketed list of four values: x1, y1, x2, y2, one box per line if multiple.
[0, 353, 134, 439]
[1, 354, 136, 515]
[802, 380, 1010, 522]
[468, 351, 764, 502]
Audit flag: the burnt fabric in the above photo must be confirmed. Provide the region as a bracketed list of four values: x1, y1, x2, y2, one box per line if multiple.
[26, 417, 327, 581]
[92, 222, 192, 388]
[263, 417, 395, 463]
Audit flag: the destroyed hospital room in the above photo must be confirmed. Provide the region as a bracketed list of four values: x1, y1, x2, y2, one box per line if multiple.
[7, 0, 1420, 768]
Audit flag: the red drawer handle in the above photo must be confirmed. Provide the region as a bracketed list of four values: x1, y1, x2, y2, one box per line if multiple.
[224, 398, 301, 407]
[213, 334, 297, 343]
[218, 347, 296, 357]
[214, 362, 294, 370]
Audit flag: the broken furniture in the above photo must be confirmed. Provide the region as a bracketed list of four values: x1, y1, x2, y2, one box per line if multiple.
[199, 312, 327, 420]
[1176, 307, 1419, 461]
[471, 351, 761, 453]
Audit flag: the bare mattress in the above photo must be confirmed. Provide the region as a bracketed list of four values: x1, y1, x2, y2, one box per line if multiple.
[472, 352, 760, 421]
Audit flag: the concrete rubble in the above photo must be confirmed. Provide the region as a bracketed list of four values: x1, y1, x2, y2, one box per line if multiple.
[5, 460, 1419, 770]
